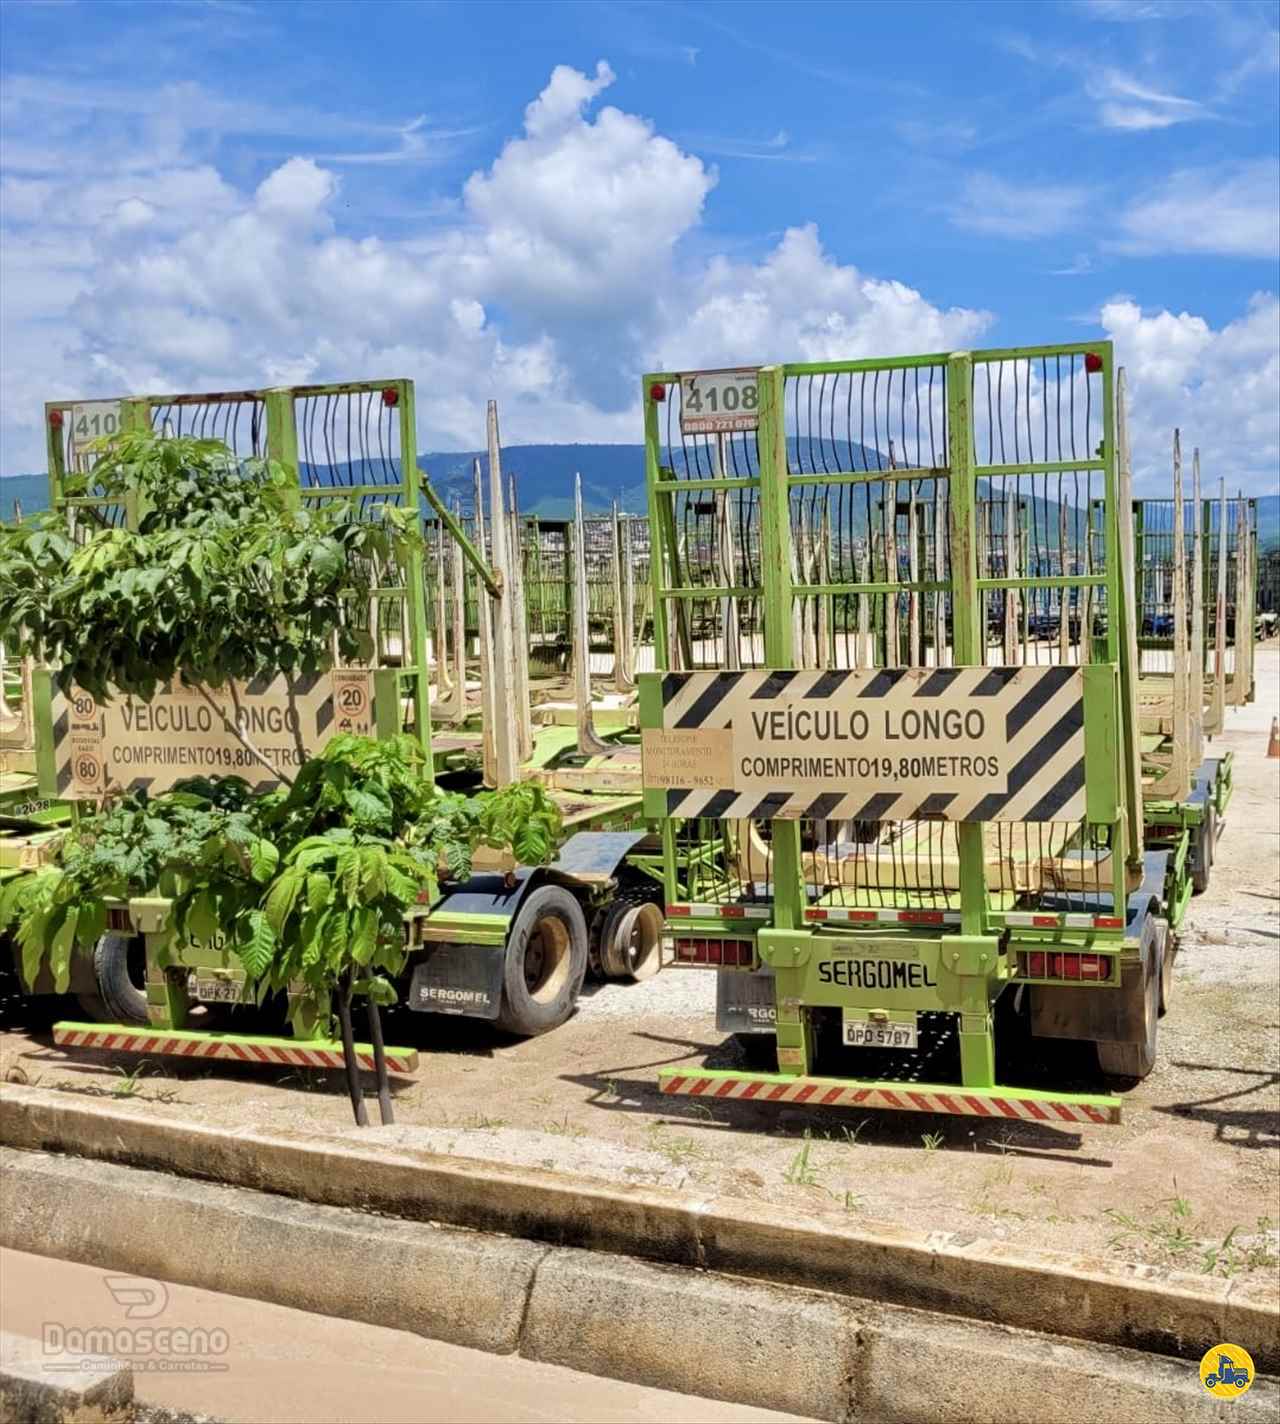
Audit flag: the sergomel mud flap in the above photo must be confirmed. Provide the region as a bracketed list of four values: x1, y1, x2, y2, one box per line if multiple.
[409, 942, 506, 1019]
[717, 965, 776, 1035]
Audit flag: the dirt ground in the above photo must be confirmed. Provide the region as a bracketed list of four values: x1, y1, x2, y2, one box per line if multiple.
[3, 650, 1277, 1286]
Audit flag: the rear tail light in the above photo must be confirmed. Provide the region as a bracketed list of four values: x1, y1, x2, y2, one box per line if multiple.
[672, 937, 755, 968]
[1017, 950, 1112, 983]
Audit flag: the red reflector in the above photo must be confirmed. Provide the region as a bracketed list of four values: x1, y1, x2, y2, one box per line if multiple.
[1084, 352, 1103, 374]
[667, 905, 690, 917]
[807, 908, 829, 920]
[381, 386, 399, 407]
[899, 911, 944, 924]
[1093, 916, 1123, 929]
[850, 910, 877, 922]
[650, 383, 666, 402]
[674, 937, 752, 967]
[1032, 915, 1059, 927]
[722, 906, 745, 919]
[49, 408, 64, 429]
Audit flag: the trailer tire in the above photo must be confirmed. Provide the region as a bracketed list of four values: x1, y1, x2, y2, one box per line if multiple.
[1155, 919, 1174, 1017]
[1097, 917, 1162, 1083]
[495, 886, 588, 1036]
[1191, 807, 1214, 895]
[83, 933, 149, 1026]
[597, 892, 663, 981]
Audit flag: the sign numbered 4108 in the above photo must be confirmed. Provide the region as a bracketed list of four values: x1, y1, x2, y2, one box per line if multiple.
[679, 368, 760, 435]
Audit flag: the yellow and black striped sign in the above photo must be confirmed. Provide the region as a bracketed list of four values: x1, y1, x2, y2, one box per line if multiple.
[43, 670, 373, 800]
[641, 666, 1087, 823]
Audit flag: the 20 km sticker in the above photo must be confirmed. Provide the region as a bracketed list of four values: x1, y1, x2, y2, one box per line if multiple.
[332, 670, 373, 734]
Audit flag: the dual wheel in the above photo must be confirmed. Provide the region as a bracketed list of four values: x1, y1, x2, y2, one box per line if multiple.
[496, 884, 662, 1035]
[78, 885, 663, 1040]
[1190, 805, 1216, 895]
[1096, 912, 1166, 1083]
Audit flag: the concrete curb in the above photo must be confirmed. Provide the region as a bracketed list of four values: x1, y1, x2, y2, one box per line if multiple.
[1, 1327, 133, 1423]
[3, 1148, 1275, 1424]
[1, 1085, 1276, 1375]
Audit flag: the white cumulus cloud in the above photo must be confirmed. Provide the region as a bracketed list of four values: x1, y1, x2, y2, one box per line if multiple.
[0, 57, 1274, 511]
[1116, 160, 1280, 259]
[1105, 293, 1280, 494]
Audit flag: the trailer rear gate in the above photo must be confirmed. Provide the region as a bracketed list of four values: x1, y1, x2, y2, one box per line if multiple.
[639, 346, 1154, 1123]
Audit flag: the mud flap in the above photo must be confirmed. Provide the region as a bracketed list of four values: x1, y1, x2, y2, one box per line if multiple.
[716, 965, 777, 1035]
[409, 942, 506, 1019]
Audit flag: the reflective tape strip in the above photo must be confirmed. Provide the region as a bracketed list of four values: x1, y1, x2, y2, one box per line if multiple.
[660, 1073, 1118, 1124]
[806, 908, 960, 925]
[667, 904, 770, 920]
[51, 1026, 418, 1074]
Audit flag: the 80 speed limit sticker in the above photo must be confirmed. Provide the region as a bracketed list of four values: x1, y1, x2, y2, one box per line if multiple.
[68, 736, 106, 796]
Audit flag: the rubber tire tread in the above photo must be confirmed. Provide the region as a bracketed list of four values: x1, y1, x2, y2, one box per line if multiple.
[90, 933, 149, 1026]
[495, 886, 588, 1037]
[1097, 915, 1162, 1082]
[1190, 806, 1214, 895]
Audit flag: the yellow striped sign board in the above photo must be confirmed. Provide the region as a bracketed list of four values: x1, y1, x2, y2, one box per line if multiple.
[642, 666, 1086, 823]
[45, 669, 373, 800]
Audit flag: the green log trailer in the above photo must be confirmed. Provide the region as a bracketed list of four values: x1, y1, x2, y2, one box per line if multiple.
[640, 344, 1171, 1125]
[1129, 472, 1256, 927]
[3, 379, 665, 1069]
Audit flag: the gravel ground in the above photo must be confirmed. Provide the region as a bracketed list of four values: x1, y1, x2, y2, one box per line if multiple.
[3, 648, 1277, 1284]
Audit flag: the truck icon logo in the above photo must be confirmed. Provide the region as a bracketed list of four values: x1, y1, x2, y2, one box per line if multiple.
[1200, 1344, 1254, 1397]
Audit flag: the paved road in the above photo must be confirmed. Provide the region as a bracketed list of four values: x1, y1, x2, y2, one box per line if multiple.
[1, 1248, 806, 1423]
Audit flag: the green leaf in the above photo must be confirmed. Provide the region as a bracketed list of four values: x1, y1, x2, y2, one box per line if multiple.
[337, 847, 362, 903]
[48, 907, 79, 993]
[354, 974, 397, 1006]
[349, 906, 377, 965]
[18, 909, 51, 992]
[249, 839, 279, 883]
[186, 889, 219, 944]
[264, 868, 305, 934]
[306, 872, 332, 913]
[343, 785, 391, 828]
[235, 910, 276, 980]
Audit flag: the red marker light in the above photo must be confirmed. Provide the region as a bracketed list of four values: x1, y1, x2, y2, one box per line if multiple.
[381, 387, 399, 407]
[49, 409, 64, 429]
[1084, 352, 1103, 374]
[649, 383, 666, 402]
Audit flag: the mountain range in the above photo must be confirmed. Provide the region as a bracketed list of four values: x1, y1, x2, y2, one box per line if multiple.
[4, 446, 1278, 547]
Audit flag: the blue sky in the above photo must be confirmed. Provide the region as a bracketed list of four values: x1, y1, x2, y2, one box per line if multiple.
[1, 0, 1277, 491]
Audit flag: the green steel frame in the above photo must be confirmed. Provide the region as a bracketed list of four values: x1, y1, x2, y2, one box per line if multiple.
[37, 380, 456, 1043]
[45, 380, 437, 764]
[639, 344, 1146, 1118]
